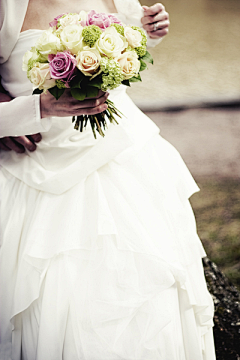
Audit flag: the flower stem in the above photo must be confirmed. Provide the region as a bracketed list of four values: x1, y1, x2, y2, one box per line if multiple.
[72, 99, 123, 139]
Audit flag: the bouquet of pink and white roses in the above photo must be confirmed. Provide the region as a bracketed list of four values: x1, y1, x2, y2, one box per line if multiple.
[23, 10, 153, 138]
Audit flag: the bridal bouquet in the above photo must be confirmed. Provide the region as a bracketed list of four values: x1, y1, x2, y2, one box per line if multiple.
[22, 11, 153, 138]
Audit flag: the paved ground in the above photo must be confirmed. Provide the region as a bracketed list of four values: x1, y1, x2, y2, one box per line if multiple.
[145, 107, 240, 178]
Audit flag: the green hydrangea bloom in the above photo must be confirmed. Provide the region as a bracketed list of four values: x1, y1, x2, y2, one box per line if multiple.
[56, 80, 66, 89]
[27, 47, 47, 73]
[100, 58, 124, 91]
[27, 59, 37, 73]
[82, 25, 102, 47]
[125, 45, 135, 53]
[135, 44, 147, 57]
[111, 23, 125, 36]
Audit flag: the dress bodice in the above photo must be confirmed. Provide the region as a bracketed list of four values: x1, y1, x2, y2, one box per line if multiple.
[0, 30, 44, 97]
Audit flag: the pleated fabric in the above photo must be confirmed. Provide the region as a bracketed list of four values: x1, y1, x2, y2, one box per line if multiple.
[0, 24, 215, 360]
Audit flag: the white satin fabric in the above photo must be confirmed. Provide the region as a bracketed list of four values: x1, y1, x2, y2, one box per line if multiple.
[0, 6, 215, 360]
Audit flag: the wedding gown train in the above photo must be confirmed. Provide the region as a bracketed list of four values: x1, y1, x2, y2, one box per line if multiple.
[0, 15, 215, 360]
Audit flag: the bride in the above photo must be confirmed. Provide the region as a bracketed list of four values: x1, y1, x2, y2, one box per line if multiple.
[0, 0, 216, 359]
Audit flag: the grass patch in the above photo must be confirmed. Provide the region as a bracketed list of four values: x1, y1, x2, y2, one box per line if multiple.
[190, 178, 240, 290]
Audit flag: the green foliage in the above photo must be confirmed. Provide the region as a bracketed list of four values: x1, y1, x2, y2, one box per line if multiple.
[48, 86, 65, 100]
[140, 50, 154, 64]
[69, 71, 85, 89]
[86, 86, 99, 98]
[139, 59, 147, 72]
[32, 88, 43, 95]
[71, 88, 87, 101]
[89, 75, 102, 89]
[56, 80, 66, 89]
[122, 79, 131, 87]
[129, 73, 142, 83]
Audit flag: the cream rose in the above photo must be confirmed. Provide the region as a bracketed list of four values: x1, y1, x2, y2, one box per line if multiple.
[117, 51, 140, 80]
[124, 27, 142, 48]
[96, 26, 127, 59]
[29, 63, 56, 91]
[60, 24, 84, 54]
[59, 14, 81, 28]
[76, 49, 101, 76]
[35, 28, 63, 57]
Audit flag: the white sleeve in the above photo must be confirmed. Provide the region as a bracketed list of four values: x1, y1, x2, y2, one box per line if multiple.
[0, 94, 52, 138]
[146, 35, 163, 49]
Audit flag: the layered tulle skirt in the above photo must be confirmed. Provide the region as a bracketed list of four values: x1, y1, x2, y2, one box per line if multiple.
[0, 91, 215, 360]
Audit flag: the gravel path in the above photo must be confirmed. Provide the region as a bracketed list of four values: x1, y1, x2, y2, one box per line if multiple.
[145, 108, 240, 178]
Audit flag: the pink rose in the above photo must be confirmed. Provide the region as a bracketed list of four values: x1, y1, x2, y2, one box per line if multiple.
[49, 51, 77, 85]
[81, 10, 122, 30]
[49, 14, 66, 28]
[107, 14, 122, 26]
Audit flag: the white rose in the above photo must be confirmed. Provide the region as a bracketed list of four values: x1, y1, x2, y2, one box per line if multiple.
[29, 63, 56, 91]
[117, 51, 140, 80]
[76, 49, 101, 77]
[124, 27, 142, 48]
[96, 27, 127, 59]
[79, 10, 87, 23]
[60, 24, 84, 54]
[59, 14, 81, 28]
[22, 49, 38, 71]
[35, 28, 63, 56]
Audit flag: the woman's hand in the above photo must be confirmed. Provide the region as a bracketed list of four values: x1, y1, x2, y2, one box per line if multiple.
[141, 3, 170, 39]
[40, 89, 109, 119]
[0, 92, 42, 153]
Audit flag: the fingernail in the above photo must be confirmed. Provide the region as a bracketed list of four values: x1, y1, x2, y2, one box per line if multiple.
[29, 146, 36, 152]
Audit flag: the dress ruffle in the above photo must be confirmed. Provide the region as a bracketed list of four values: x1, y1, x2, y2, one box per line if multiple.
[0, 133, 215, 360]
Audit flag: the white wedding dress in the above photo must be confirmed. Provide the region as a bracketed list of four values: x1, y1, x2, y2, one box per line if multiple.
[0, 2, 216, 360]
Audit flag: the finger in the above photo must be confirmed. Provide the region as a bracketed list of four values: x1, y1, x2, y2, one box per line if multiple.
[2, 137, 25, 153]
[0, 140, 11, 151]
[75, 103, 108, 116]
[28, 133, 42, 143]
[64, 89, 107, 101]
[13, 136, 37, 152]
[143, 19, 170, 33]
[148, 27, 169, 39]
[142, 3, 165, 16]
[95, 90, 108, 99]
[72, 92, 109, 110]
[141, 11, 168, 26]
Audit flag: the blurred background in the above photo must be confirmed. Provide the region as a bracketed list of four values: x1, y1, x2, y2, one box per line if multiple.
[127, 0, 240, 289]
[130, 0, 240, 108]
